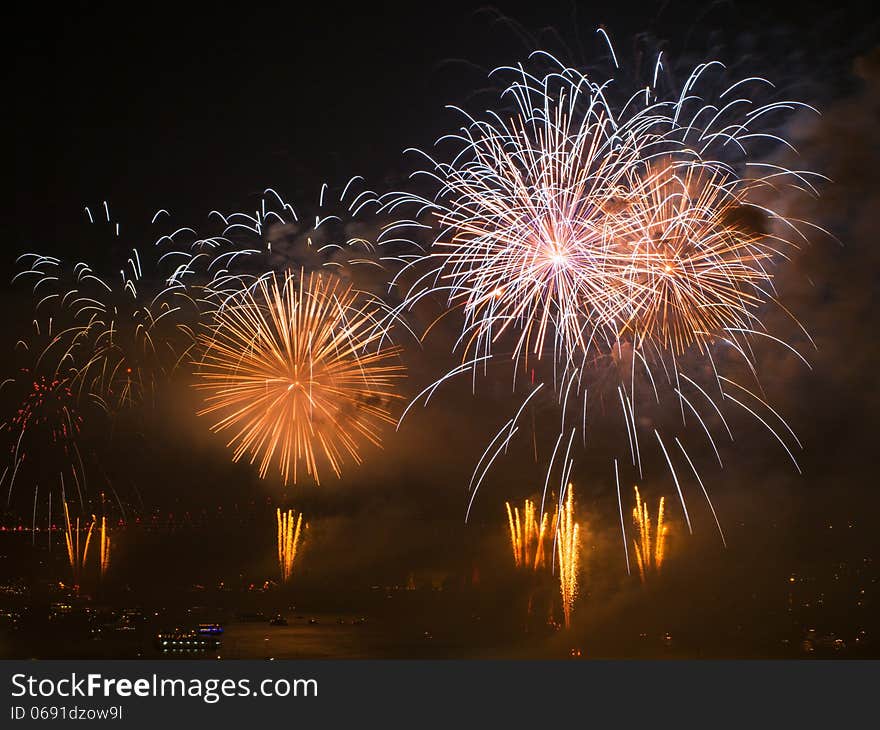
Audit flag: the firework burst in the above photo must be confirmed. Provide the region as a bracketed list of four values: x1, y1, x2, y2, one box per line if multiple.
[404, 95, 637, 367]
[393, 38, 824, 549]
[600, 160, 782, 356]
[193, 179, 403, 305]
[14, 204, 201, 412]
[195, 271, 405, 485]
[0, 357, 88, 515]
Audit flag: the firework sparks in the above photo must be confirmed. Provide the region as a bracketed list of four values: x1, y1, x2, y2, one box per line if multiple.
[63, 502, 95, 587]
[277, 508, 305, 582]
[14, 204, 201, 412]
[602, 160, 782, 356]
[0, 360, 88, 514]
[195, 271, 405, 485]
[421, 104, 634, 367]
[632, 486, 667, 583]
[195, 180, 402, 305]
[556, 485, 580, 629]
[99, 515, 111, 579]
[389, 40, 822, 542]
[505, 498, 552, 570]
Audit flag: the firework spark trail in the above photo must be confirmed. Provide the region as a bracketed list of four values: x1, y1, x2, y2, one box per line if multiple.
[99, 515, 110, 579]
[277, 508, 304, 582]
[389, 74, 641, 370]
[14, 204, 201, 412]
[505, 498, 552, 570]
[8, 206, 199, 517]
[504, 489, 585, 625]
[63, 501, 95, 587]
[632, 486, 667, 583]
[9, 192, 411, 508]
[614, 459, 631, 574]
[195, 271, 405, 485]
[387, 50, 822, 370]
[385, 38, 824, 541]
[556, 485, 580, 629]
[602, 160, 781, 355]
[0, 359, 88, 514]
[193, 179, 411, 307]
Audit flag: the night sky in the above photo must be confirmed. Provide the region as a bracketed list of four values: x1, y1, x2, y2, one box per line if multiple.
[6, 1, 880, 657]
[13, 1, 873, 239]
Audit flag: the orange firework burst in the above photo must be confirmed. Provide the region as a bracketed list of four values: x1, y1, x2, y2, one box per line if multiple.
[195, 271, 404, 485]
[605, 161, 777, 356]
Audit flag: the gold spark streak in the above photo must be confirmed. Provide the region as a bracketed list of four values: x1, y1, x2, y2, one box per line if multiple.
[505, 498, 552, 570]
[63, 502, 95, 586]
[277, 508, 305, 582]
[556, 486, 580, 629]
[99, 516, 110, 578]
[632, 486, 666, 583]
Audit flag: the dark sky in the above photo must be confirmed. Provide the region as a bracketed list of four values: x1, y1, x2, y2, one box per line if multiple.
[6, 0, 880, 644]
[12, 0, 875, 250]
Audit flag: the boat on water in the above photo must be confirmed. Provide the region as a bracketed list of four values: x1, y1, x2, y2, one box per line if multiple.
[155, 629, 220, 652]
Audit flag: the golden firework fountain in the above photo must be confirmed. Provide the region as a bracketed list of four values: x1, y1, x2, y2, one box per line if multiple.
[632, 486, 666, 584]
[505, 498, 552, 570]
[555, 486, 580, 630]
[63, 502, 95, 587]
[62, 503, 112, 587]
[504, 490, 582, 628]
[277, 508, 305, 582]
[99, 515, 111, 579]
